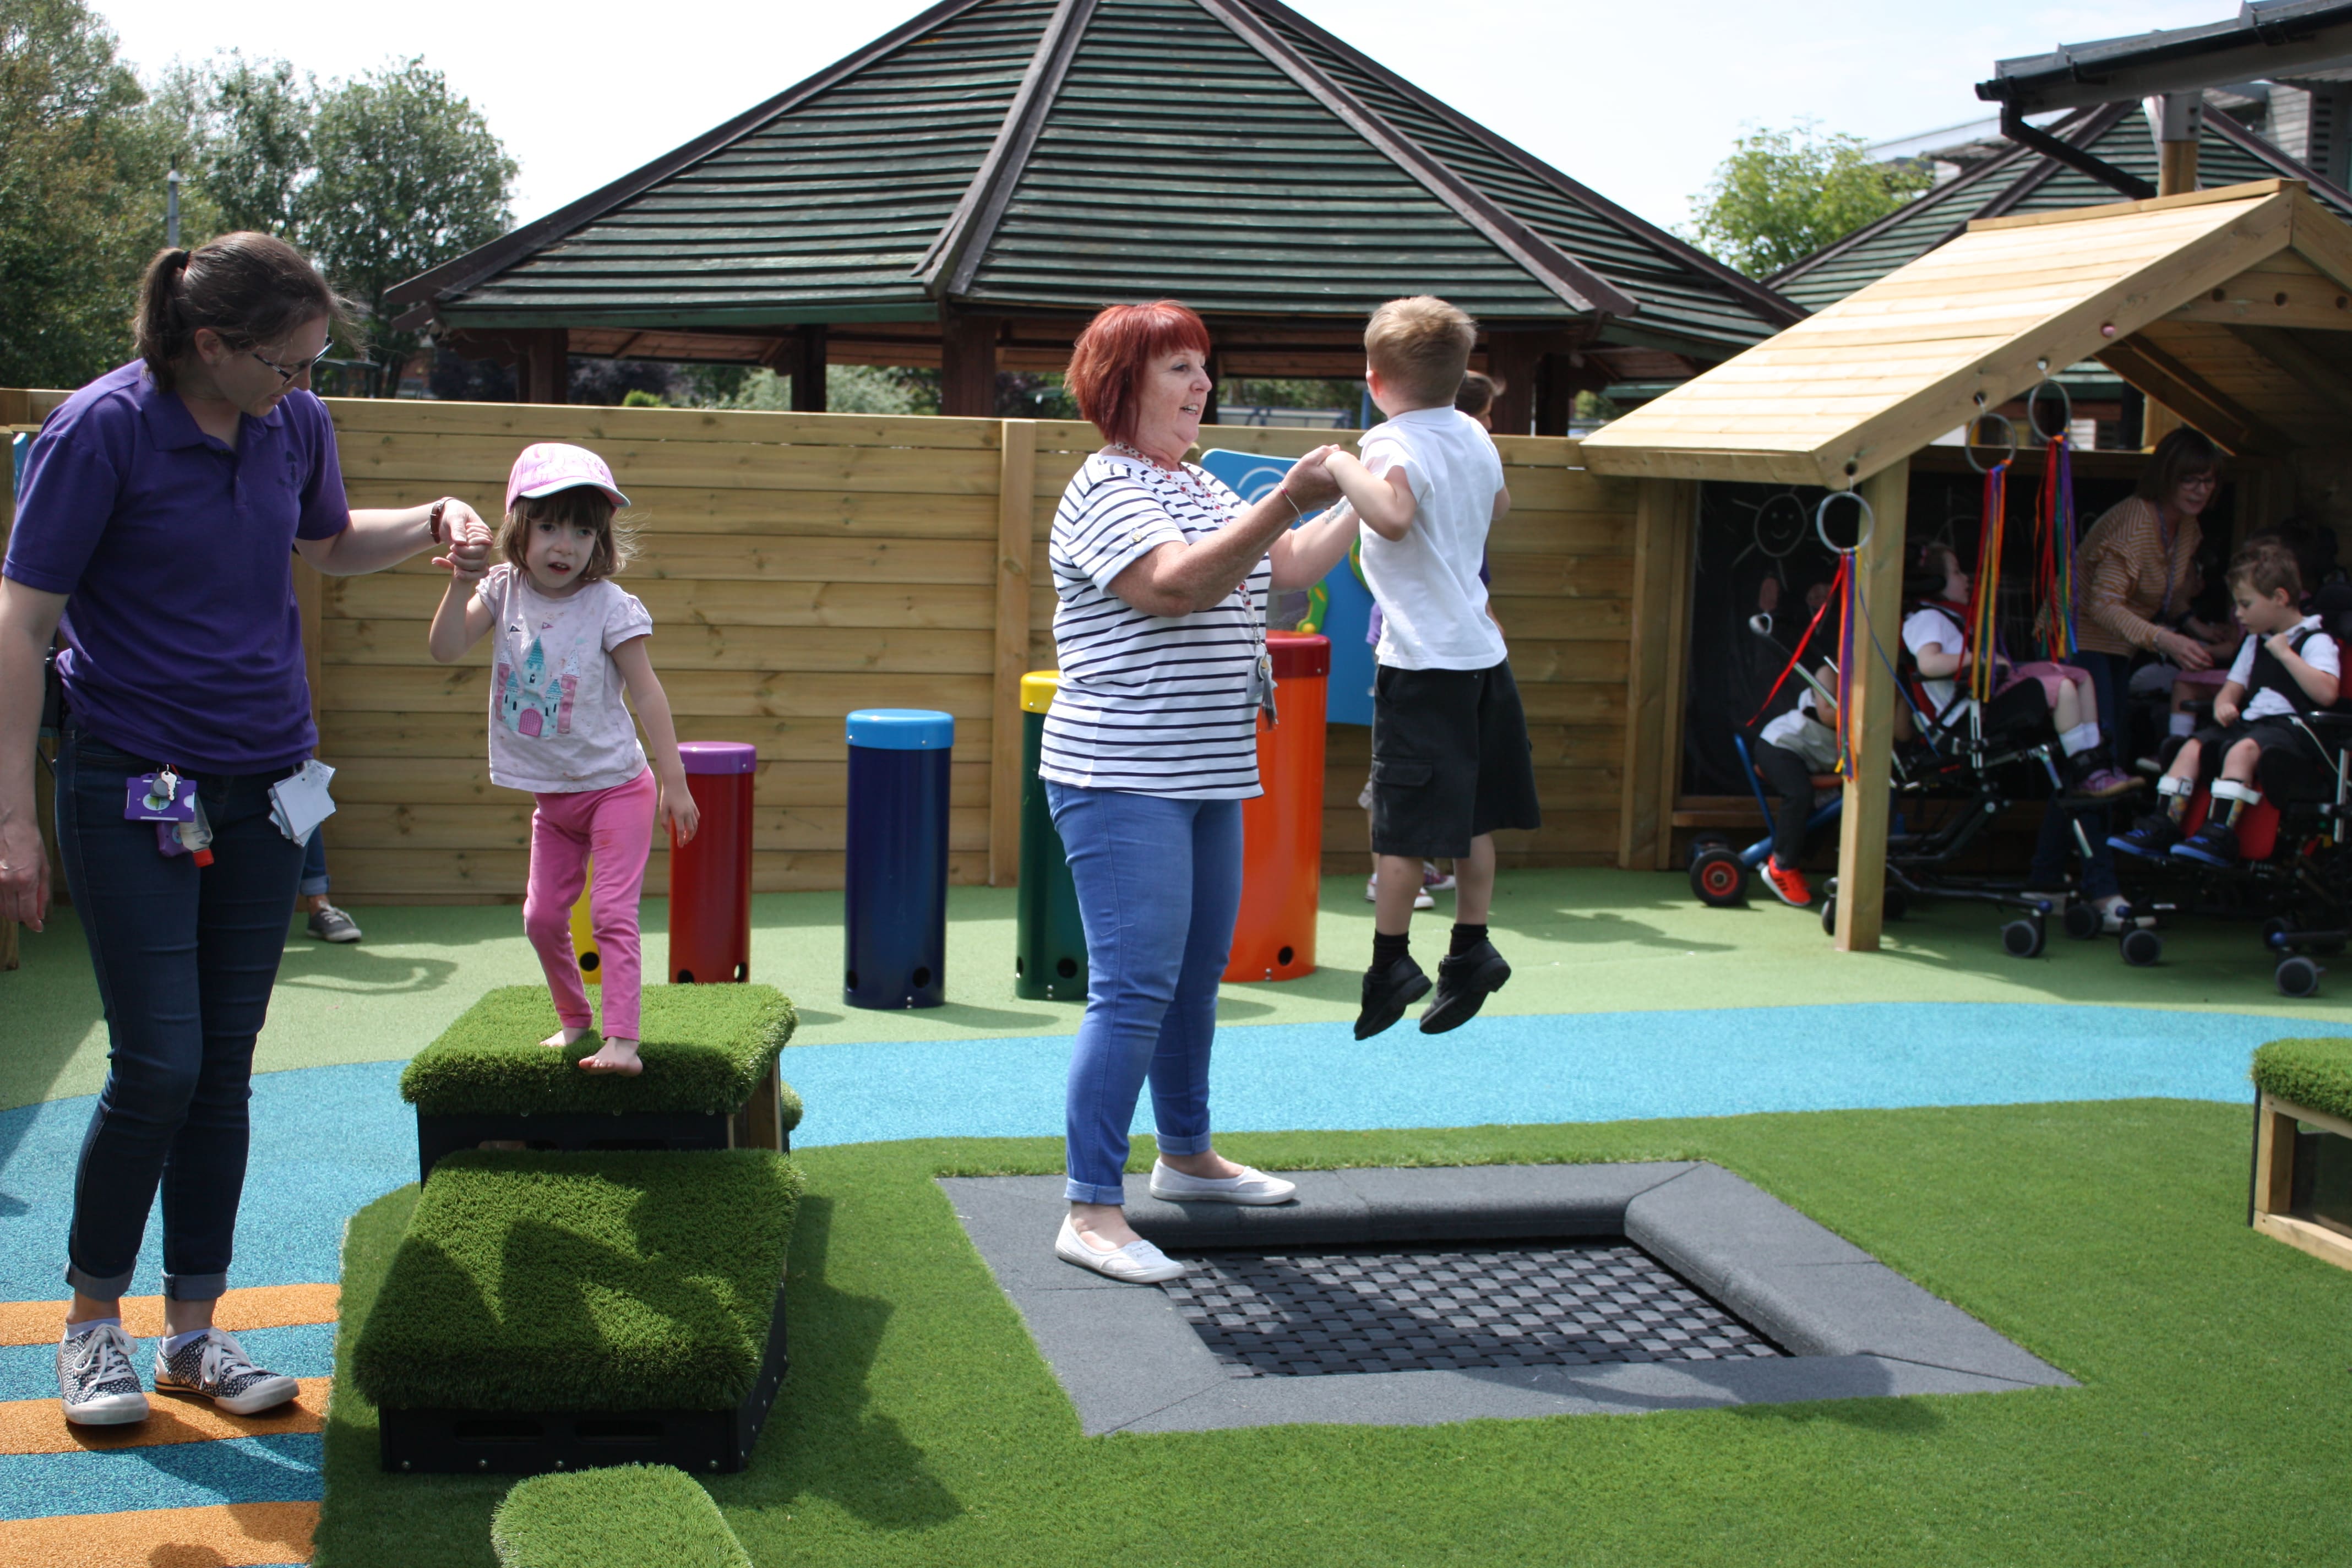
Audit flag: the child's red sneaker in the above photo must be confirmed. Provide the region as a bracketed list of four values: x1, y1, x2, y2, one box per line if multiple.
[1762, 857, 1812, 907]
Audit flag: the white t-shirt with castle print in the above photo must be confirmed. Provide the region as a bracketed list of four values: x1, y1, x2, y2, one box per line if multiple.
[475, 564, 654, 793]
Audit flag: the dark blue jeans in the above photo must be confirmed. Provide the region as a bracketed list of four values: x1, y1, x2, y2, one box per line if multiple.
[2029, 649, 2127, 900]
[56, 722, 303, 1301]
[298, 825, 329, 900]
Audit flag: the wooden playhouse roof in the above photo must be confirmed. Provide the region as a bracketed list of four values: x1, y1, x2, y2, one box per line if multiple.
[1579, 179, 2352, 487]
[384, 0, 1795, 366]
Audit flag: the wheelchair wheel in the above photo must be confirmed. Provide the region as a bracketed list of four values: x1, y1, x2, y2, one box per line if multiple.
[2261, 916, 2294, 950]
[1688, 831, 1733, 869]
[2278, 955, 2323, 998]
[2120, 927, 2164, 967]
[1883, 885, 1910, 922]
[2063, 902, 2104, 941]
[2001, 917, 2045, 959]
[1820, 897, 1837, 937]
[1690, 848, 1749, 908]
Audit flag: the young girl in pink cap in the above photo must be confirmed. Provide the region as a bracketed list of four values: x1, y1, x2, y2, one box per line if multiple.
[428, 443, 700, 1074]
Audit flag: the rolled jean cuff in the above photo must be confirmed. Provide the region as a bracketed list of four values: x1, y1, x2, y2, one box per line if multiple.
[162, 1271, 228, 1303]
[296, 874, 330, 899]
[1063, 1177, 1128, 1205]
[1154, 1131, 1213, 1157]
[63, 1261, 137, 1301]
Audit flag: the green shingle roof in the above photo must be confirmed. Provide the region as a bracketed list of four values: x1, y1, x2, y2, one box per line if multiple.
[1773, 103, 2352, 313]
[388, 0, 1796, 357]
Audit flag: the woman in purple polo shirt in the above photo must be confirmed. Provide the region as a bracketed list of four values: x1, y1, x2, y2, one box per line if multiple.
[0, 233, 492, 1425]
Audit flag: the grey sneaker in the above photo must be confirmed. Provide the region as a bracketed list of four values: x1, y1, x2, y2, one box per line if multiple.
[306, 903, 362, 943]
[153, 1329, 298, 1415]
[59, 1322, 148, 1425]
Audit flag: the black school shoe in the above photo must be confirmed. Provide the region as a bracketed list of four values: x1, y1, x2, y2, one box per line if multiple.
[2171, 820, 2241, 868]
[1354, 955, 1431, 1040]
[2108, 813, 2182, 861]
[1420, 940, 1512, 1035]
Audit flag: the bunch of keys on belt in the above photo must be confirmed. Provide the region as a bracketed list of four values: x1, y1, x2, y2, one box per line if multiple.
[127, 765, 213, 865]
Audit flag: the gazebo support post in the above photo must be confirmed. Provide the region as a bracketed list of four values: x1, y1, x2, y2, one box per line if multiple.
[519, 329, 569, 405]
[942, 314, 1002, 418]
[790, 326, 827, 413]
[1484, 333, 1542, 436]
[1831, 459, 1909, 954]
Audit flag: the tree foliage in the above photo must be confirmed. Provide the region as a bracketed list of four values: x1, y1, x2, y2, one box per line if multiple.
[1686, 122, 1932, 280]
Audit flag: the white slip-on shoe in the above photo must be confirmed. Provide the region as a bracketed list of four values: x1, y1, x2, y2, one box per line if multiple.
[1054, 1216, 1186, 1283]
[1147, 1160, 1298, 1205]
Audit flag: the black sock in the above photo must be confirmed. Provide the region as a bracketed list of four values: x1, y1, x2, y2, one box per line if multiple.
[1450, 922, 1488, 957]
[1372, 930, 1411, 968]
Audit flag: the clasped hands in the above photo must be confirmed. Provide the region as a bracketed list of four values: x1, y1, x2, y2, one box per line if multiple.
[1276, 445, 1347, 514]
[429, 499, 495, 581]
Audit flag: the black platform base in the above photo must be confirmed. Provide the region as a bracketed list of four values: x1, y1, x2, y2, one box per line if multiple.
[378, 1282, 788, 1476]
[415, 1106, 788, 1183]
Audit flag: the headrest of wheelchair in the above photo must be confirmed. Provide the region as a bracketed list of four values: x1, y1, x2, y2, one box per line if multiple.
[2312, 581, 2352, 638]
[1901, 569, 1950, 602]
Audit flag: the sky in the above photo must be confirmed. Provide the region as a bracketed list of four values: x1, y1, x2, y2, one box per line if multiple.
[89, 0, 2235, 236]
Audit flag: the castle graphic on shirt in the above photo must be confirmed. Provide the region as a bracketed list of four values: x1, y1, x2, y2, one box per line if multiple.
[495, 632, 578, 738]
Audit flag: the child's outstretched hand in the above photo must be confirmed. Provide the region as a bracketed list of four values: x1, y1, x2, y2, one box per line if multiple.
[432, 499, 493, 582]
[661, 772, 701, 848]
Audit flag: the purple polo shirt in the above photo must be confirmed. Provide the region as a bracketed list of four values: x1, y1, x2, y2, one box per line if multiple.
[4, 361, 349, 772]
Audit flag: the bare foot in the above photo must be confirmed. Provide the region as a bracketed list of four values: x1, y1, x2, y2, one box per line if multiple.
[541, 1026, 587, 1050]
[577, 1038, 643, 1076]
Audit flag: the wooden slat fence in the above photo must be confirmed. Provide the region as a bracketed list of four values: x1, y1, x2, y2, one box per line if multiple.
[4, 393, 1651, 902]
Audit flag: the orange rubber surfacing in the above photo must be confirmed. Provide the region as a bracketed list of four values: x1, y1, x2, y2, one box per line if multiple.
[0, 1500, 317, 1567]
[0, 1284, 340, 1347]
[0, 1376, 329, 1455]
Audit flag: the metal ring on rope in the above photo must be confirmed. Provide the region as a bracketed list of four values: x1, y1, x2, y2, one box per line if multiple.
[1964, 410, 2018, 475]
[1815, 489, 1875, 555]
[2025, 378, 2074, 443]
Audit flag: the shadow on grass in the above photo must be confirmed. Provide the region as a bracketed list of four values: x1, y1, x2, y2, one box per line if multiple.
[746, 1193, 962, 1530]
[1522, 908, 1739, 952]
[271, 936, 461, 997]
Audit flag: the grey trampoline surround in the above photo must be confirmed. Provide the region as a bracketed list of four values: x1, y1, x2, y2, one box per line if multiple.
[939, 1162, 2074, 1435]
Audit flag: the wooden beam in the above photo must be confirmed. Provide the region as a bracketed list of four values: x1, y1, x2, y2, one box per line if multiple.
[1832, 460, 1908, 954]
[989, 419, 1038, 886]
[518, 328, 569, 405]
[941, 314, 1000, 419]
[1618, 477, 1695, 869]
[791, 326, 828, 413]
[2097, 336, 2293, 455]
[1485, 333, 1542, 437]
[2228, 323, 2352, 421]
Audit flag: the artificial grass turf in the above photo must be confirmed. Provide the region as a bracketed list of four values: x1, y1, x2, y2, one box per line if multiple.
[319, 1101, 2350, 1568]
[492, 1466, 752, 1568]
[2252, 1036, 2352, 1120]
[398, 984, 799, 1121]
[351, 1149, 801, 1413]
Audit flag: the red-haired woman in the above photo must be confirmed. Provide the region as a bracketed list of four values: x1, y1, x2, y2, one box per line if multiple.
[1041, 301, 1354, 1281]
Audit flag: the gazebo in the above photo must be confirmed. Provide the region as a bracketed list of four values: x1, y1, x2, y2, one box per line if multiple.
[384, 0, 1798, 430]
[1582, 178, 2352, 951]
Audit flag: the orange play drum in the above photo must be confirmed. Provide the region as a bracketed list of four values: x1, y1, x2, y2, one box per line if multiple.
[1226, 632, 1329, 982]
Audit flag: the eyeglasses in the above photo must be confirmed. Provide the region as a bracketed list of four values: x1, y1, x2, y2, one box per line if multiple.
[249, 344, 335, 386]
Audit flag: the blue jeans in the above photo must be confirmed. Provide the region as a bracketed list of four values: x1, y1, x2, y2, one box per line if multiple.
[2029, 649, 2126, 900]
[298, 825, 329, 900]
[1046, 783, 1243, 1204]
[56, 722, 304, 1300]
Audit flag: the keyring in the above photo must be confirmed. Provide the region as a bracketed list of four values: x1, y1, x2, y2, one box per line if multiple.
[1815, 489, 1875, 554]
[2025, 379, 2074, 443]
[1965, 410, 2018, 474]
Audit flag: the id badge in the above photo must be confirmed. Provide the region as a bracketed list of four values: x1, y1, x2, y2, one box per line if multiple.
[1251, 651, 1279, 725]
[127, 768, 196, 823]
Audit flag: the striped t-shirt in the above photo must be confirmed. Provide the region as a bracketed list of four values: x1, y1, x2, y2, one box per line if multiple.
[1040, 451, 1269, 799]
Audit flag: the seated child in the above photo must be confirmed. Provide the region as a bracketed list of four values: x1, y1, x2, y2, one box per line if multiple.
[1324, 297, 1538, 1040]
[2111, 551, 2340, 865]
[1902, 541, 2135, 797]
[1750, 672, 1839, 906]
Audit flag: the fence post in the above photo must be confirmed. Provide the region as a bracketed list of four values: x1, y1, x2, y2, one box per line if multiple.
[990, 420, 1038, 886]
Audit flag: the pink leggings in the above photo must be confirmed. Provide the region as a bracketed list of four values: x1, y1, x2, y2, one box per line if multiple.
[1999, 660, 2093, 710]
[523, 767, 656, 1040]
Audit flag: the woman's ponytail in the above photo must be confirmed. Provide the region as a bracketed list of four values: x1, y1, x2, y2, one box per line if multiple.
[134, 248, 195, 388]
[129, 234, 352, 393]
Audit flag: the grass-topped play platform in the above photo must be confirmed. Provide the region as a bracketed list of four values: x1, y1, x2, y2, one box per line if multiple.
[492, 1466, 753, 1568]
[2250, 1037, 2352, 1271]
[353, 1148, 802, 1476]
[317, 1102, 2350, 1566]
[400, 985, 800, 1180]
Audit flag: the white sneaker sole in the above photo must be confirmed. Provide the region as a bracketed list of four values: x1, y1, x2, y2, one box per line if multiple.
[63, 1391, 149, 1425]
[156, 1373, 299, 1416]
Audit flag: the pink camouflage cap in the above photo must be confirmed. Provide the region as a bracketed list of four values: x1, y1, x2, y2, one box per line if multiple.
[504, 443, 631, 514]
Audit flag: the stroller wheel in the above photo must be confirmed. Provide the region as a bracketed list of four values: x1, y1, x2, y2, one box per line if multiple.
[1820, 897, 1837, 937]
[2001, 917, 2045, 959]
[1690, 848, 1749, 908]
[1688, 831, 1732, 869]
[2278, 955, 2323, 998]
[2120, 927, 2164, 967]
[2063, 902, 2104, 941]
[1883, 885, 1910, 921]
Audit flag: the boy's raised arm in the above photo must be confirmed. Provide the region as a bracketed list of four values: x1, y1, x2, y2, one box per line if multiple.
[1328, 450, 1416, 540]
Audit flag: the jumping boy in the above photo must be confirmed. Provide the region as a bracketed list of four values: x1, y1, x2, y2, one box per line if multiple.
[1325, 297, 1540, 1038]
[2110, 549, 2340, 865]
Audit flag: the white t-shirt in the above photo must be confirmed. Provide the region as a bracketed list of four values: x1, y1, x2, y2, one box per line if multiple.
[1902, 604, 1970, 720]
[475, 564, 654, 793]
[2226, 618, 2341, 720]
[1758, 689, 1839, 770]
[1357, 407, 1509, 672]
[1040, 453, 1270, 799]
